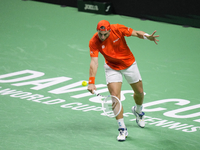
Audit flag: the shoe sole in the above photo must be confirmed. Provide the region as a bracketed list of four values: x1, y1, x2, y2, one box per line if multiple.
[118, 139, 126, 142]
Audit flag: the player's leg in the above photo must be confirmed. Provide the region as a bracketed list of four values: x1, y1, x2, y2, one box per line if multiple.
[130, 80, 144, 109]
[107, 82, 123, 120]
[130, 81, 145, 128]
[104, 63, 128, 141]
[107, 82, 128, 141]
[122, 62, 145, 128]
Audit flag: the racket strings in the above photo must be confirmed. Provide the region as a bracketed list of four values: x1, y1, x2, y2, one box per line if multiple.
[103, 96, 121, 117]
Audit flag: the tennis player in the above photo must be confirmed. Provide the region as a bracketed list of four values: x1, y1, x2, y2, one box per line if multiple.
[87, 20, 159, 141]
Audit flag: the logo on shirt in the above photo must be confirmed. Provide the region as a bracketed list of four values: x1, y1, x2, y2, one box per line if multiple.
[113, 38, 119, 43]
[102, 45, 105, 49]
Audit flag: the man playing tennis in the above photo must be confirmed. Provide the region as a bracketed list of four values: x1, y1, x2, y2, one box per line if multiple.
[87, 20, 159, 141]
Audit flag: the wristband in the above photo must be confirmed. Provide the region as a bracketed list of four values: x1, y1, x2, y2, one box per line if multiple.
[88, 77, 95, 84]
[143, 33, 150, 40]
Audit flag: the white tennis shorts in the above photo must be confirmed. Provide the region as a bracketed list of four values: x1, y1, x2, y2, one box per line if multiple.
[104, 61, 142, 84]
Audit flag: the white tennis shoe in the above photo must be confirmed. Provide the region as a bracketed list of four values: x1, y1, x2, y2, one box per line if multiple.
[117, 128, 128, 141]
[132, 106, 145, 128]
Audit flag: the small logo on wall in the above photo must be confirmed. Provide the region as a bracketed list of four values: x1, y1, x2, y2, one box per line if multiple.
[84, 4, 98, 11]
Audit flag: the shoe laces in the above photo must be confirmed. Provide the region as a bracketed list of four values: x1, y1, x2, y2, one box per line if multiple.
[119, 130, 124, 136]
[118, 128, 125, 136]
[138, 112, 145, 119]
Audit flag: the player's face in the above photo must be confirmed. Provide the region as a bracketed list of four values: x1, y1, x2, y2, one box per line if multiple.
[97, 30, 110, 41]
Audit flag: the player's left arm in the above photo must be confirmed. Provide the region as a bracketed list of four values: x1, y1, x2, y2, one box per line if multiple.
[132, 30, 159, 44]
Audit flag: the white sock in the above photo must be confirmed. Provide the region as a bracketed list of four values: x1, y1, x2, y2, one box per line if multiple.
[117, 118, 126, 129]
[136, 104, 143, 114]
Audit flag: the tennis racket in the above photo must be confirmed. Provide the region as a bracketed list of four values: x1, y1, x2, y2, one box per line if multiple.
[93, 90, 122, 118]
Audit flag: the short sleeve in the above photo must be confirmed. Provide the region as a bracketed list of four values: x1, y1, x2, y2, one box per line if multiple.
[117, 24, 133, 37]
[89, 40, 99, 57]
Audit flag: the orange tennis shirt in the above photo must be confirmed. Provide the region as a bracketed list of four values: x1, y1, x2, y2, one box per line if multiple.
[89, 24, 135, 70]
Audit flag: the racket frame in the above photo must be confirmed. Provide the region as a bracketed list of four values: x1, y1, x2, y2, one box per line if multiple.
[93, 90, 122, 118]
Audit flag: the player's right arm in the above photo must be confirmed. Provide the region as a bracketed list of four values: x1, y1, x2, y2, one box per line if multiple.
[87, 57, 98, 94]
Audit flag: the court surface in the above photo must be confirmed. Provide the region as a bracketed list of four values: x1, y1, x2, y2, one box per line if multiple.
[0, 0, 200, 150]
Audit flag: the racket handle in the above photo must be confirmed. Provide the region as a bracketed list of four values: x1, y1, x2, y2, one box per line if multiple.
[93, 90, 99, 96]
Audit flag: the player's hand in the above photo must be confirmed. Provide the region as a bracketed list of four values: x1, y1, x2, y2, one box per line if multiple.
[87, 84, 96, 94]
[147, 30, 159, 44]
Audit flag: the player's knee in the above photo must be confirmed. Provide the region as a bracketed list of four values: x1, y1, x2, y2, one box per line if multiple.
[110, 92, 120, 99]
[134, 91, 144, 98]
